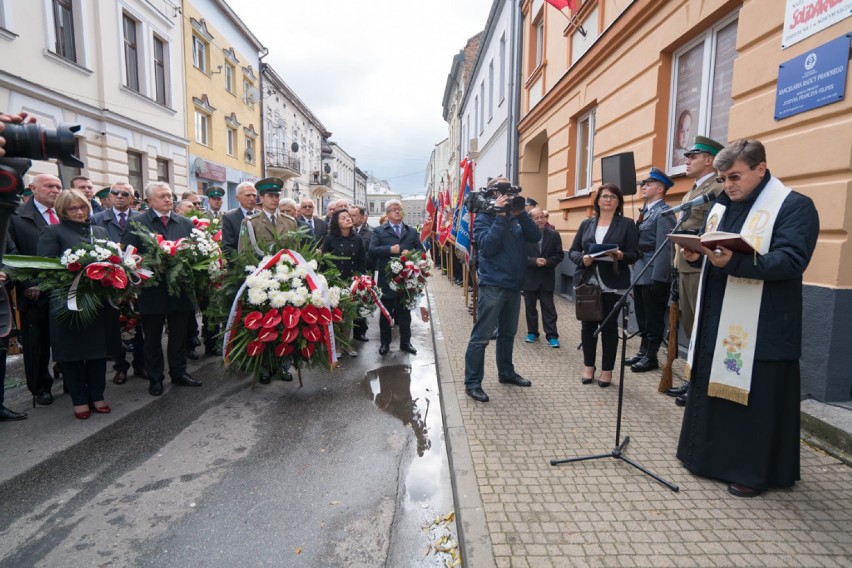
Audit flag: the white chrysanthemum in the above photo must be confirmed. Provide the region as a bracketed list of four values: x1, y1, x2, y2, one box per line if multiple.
[280, 255, 294, 265]
[268, 290, 288, 308]
[294, 265, 308, 278]
[390, 261, 403, 273]
[308, 259, 318, 270]
[310, 289, 324, 307]
[247, 288, 268, 306]
[328, 287, 341, 307]
[245, 275, 266, 290]
[389, 281, 398, 291]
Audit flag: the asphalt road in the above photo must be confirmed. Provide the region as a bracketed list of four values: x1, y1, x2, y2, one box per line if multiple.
[0, 314, 456, 567]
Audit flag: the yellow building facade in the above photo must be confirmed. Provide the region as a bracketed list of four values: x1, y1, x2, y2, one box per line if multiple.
[182, 0, 264, 207]
[517, 0, 852, 401]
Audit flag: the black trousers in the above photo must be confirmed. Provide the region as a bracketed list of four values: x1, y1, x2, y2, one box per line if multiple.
[62, 358, 107, 406]
[634, 282, 669, 345]
[353, 317, 368, 338]
[20, 296, 52, 395]
[142, 311, 192, 381]
[379, 294, 411, 346]
[523, 288, 558, 339]
[581, 292, 622, 371]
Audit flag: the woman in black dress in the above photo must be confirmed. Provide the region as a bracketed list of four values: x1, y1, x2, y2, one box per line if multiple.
[322, 208, 366, 357]
[568, 184, 639, 386]
[37, 189, 111, 419]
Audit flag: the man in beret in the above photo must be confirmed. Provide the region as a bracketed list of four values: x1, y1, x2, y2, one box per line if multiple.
[238, 177, 298, 256]
[627, 168, 676, 373]
[205, 187, 226, 221]
[668, 136, 725, 404]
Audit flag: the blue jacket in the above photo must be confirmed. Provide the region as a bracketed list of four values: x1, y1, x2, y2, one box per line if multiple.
[474, 211, 541, 290]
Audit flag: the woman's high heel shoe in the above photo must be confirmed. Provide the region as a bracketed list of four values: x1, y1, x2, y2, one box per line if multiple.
[581, 367, 596, 384]
[598, 372, 613, 387]
[91, 404, 111, 414]
[74, 409, 91, 420]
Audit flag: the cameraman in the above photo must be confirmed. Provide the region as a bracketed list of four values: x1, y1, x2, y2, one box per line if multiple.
[463, 177, 541, 403]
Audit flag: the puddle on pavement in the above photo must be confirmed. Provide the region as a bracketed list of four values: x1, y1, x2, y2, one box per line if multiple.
[362, 363, 449, 505]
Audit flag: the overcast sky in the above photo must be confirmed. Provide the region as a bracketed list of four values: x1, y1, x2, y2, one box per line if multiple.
[225, 0, 494, 195]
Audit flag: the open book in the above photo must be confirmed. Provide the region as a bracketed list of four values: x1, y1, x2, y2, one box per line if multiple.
[587, 243, 618, 262]
[667, 231, 756, 255]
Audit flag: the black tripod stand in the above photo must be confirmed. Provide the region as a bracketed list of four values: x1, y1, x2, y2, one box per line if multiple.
[551, 212, 691, 492]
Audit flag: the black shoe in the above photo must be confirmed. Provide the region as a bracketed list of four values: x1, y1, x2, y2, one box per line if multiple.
[400, 343, 417, 355]
[353, 335, 369, 342]
[728, 483, 763, 498]
[498, 374, 532, 387]
[630, 356, 659, 373]
[0, 406, 27, 421]
[675, 394, 687, 407]
[186, 349, 199, 361]
[149, 380, 164, 396]
[666, 383, 689, 397]
[133, 367, 150, 380]
[35, 391, 54, 406]
[379, 343, 389, 355]
[624, 351, 646, 366]
[172, 373, 202, 387]
[113, 370, 128, 385]
[465, 387, 489, 402]
[259, 373, 272, 385]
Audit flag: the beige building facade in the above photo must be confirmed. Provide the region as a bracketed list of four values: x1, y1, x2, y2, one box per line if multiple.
[517, 0, 852, 401]
[0, 0, 188, 193]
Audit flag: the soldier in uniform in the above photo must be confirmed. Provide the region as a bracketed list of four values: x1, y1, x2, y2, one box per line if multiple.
[627, 168, 676, 373]
[238, 177, 298, 256]
[96, 187, 113, 211]
[204, 186, 226, 221]
[667, 136, 725, 404]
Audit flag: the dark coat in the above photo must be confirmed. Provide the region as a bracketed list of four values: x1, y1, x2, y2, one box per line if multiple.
[523, 228, 564, 292]
[369, 222, 424, 295]
[633, 200, 676, 285]
[569, 215, 640, 290]
[121, 210, 195, 314]
[36, 221, 110, 362]
[92, 208, 142, 242]
[8, 199, 49, 312]
[298, 216, 328, 247]
[221, 208, 250, 257]
[322, 231, 366, 281]
[474, 211, 541, 290]
[355, 224, 375, 271]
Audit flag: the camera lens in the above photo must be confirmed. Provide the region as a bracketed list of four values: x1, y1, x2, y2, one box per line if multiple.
[2, 123, 84, 168]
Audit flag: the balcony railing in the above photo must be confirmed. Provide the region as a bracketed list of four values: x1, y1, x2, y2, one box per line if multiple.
[266, 147, 301, 174]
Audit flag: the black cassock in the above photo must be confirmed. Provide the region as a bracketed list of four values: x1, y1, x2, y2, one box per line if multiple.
[676, 174, 819, 491]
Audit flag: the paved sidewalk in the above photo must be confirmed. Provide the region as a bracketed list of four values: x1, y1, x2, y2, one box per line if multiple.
[427, 275, 852, 568]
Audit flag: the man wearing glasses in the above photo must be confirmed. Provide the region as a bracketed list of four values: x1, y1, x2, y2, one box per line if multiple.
[221, 181, 258, 257]
[93, 182, 147, 385]
[676, 139, 819, 498]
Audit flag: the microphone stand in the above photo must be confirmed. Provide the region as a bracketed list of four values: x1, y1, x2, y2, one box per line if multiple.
[553, 208, 693, 492]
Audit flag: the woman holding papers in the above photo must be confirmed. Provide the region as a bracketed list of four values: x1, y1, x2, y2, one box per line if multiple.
[568, 184, 639, 386]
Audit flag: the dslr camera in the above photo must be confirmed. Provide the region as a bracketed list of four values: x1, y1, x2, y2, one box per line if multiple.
[466, 180, 526, 215]
[0, 122, 84, 194]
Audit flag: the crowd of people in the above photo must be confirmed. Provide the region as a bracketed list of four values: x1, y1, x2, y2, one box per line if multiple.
[0, 166, 424, 422]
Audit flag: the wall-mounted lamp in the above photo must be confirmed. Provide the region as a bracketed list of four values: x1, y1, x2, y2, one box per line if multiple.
[210, 65, 223, 75]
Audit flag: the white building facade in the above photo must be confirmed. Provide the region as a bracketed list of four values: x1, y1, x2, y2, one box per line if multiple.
[365, 179, 401, 226]
[329, 142, 356, 206]
[0, 0, 188, 192]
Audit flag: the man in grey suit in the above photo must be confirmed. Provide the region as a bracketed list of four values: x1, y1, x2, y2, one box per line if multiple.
[627, 168, 676, 373]
[221, 181, 257, 257]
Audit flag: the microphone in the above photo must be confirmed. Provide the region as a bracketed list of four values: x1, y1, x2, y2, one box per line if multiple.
[662, 192, 718, 216]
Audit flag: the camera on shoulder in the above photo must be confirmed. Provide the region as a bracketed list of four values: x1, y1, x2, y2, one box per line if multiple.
[466, 180, 526, 214]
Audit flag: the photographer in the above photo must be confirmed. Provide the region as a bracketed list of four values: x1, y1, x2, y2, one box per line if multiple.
[463, 177, 541, 403]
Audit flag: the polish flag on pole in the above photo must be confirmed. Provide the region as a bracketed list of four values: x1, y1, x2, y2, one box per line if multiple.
[544, 0, 577, 11]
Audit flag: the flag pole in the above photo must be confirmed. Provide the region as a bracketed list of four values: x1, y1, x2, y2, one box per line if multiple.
[552, 7, 586, 37]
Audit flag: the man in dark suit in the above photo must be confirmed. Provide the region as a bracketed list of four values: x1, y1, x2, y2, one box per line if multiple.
[221, 181, 257, 257]
[70, 176, 104, 215]
[370, 200, 424, 355]
[350, 205, 374, 342]
[522, 208, 564, 347]
[92, 182, 146, 384]
[122, 182, 201, 396]
[297, 198, 327, 246]
[628, 168, 676, 373]
[8, 173, 62, 406]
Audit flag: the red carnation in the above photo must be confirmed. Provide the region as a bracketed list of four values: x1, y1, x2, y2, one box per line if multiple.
[400, 255, 408, 262]
[109, 255, 121, 264]
[68, 262, 82, 272]
[243, 311, 263, 330]
[247, 340, 265, 356]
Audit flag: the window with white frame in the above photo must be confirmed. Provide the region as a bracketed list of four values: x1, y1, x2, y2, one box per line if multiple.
[488, 61, 494, 120]
[535, 18, 544, 68]
[156, 157, 170, 183]
[226, 126, 236, 156]
[499, 33, 506, 103]
[224, 63, 235, 93]
[53, 0, 77, 62]
[479, 82, 485, 133]
[575, 109, 595, 194]
[243, 78, 255, 108]
[194, 110, 209, 145]
[127, 150, 144, 193]
[474, 96, 479, 138]
[122, 13, 140, 92]
[192, 34, 207, 73]
[245, 137, 255, 164]
[153, 36, 168, 105]
[668, 13, 738, 171]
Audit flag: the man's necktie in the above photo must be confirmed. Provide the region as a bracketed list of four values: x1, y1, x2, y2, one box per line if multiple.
[47, 208, 59, 225]
[394, 224, 401, 238]
[270, 214, 277, 227]
[118, 212, 127, 230]
[637, 207, 646, 225]
[161, 214, 169, 227]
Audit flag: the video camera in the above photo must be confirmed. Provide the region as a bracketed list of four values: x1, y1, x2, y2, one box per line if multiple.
[466, 181, 526, 215]
[0, 122, 84, 195]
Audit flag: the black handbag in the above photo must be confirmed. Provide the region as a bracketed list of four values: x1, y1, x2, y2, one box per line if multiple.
[574, 270, 603, 322]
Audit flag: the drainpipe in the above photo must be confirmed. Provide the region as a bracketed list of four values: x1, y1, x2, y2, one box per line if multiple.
[508, 0, 522, 185]
[258, 47, 269, 176]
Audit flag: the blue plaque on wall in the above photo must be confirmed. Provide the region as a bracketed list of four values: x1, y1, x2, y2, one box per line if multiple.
[775, 33, 851, 120]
